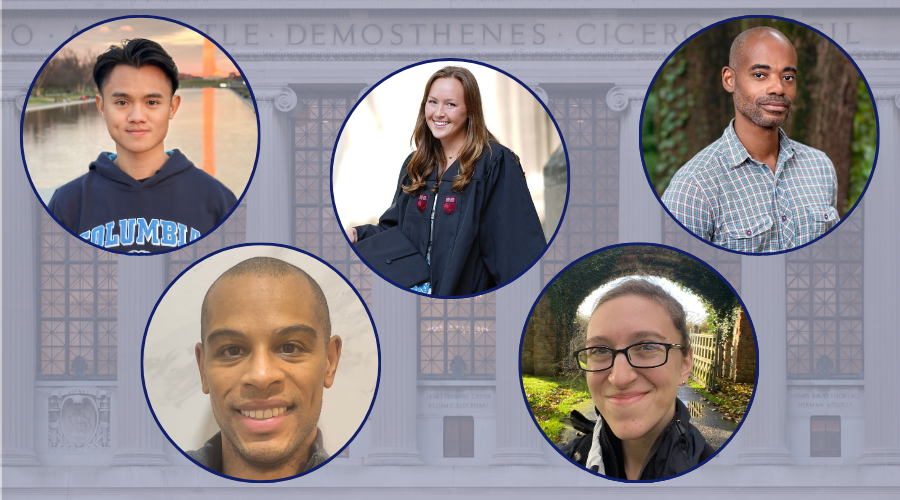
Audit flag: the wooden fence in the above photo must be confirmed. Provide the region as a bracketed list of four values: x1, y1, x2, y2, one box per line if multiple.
[690, 332, 717, 389]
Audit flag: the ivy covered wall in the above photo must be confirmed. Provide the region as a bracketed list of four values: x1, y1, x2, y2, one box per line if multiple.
[523, 245, 741, 375]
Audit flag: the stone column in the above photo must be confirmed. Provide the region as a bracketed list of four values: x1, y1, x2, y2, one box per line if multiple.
[364, 276, 424, 465]
[1, 89, 41, 466]
[859, 89, 900, 465]
[738, 254, 792, 464]
[246, 85, 296, 245]
[112, 255, 169, 465]
[491, 267, 548, 465]
[607, 86, 660, 244]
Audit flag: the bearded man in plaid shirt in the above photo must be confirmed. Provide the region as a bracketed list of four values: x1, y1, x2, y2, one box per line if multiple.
[661, 27, 839, 254]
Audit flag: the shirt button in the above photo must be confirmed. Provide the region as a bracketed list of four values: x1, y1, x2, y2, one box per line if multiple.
[824, 214, 829, 220]
[782, 215, 787, 221]
[746, 230, 752, 236]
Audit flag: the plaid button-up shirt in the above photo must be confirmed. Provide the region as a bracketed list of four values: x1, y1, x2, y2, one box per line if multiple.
[661, 121, 839, 253]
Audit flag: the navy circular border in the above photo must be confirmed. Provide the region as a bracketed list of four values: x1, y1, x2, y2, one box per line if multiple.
[139, 242, 382, 483]
[517, 242, 760, 483]
[329, 58, 571, 299]
[639, 15, 880, 256]
[19, 15, 262, 257]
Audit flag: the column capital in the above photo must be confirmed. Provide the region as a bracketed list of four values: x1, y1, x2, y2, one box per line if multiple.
[527, 85, 548, 106]
[1, 90, 27, 110]
[606, 86, 646, 113]
[254, 85, 297, 113]
[869, 87, 900, 109]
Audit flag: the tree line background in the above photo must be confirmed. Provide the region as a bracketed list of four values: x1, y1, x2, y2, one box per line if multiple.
[642, 18, 876, 217]
[32, 49, 99, 97]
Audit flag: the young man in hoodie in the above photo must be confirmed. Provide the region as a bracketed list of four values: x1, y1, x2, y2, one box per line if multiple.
[48, 38, 237, 253]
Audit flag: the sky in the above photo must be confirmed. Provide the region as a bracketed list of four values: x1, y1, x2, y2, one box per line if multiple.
[61, 18, 239, 77]
[577, 275, 708, 324]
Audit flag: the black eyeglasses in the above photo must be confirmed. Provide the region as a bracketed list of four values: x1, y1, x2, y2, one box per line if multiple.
[574, 342, 683, 372]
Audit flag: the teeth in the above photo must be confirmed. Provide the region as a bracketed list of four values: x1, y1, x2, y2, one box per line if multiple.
[241, 407, 287, 419]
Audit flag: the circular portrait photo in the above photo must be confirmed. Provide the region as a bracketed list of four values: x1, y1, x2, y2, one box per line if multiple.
[521, 244, 757, 482]
[642, 17, 876, 254]
[22, 16, 258, 254]
[334, 60, 567, 297]
[142, 244, 379, 482]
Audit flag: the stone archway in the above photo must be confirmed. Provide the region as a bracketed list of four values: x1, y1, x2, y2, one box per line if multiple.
[523, 245, 739, 376]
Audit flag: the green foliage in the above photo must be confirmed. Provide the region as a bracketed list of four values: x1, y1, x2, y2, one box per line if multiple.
[703, 302, 740, 349]
[547, 248, 623, 368]
[645, 53, 693, 195]
[522, 375, 591, 444]
[849, 79, 876, 210]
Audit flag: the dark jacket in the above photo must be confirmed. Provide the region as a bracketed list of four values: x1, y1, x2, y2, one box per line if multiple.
[561, 398, 715, 480]
[187, 429, 328, 476]
[47, 149, 237, 253]
[354, 143, 546, 296]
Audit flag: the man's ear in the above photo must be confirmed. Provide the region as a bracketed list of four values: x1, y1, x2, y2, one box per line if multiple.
[722, 66, 736, 93]
[195, 342, 210, 394]
[169, 94, 181, 120]
[323, 335, 342, 389]
[95, 94, 105, 118]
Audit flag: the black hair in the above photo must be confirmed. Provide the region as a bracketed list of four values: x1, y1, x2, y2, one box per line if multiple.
[93, 38, 179, 95]
[200, 257, 332, 343]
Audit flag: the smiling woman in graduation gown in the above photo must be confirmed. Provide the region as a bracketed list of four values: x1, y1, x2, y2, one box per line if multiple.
[350, 66, 546, 296]
[356, 143, 545, 296]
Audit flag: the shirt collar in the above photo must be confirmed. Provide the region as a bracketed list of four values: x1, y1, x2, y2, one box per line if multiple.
[305, 428, 329, 472]
[722, 119, 795, 169]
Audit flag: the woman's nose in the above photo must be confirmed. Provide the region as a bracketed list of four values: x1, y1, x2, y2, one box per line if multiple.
[607, 351, 638, 388]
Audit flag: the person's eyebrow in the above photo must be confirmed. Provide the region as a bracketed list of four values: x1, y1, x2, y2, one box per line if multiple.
[273, 324, 318, 340]
[205, 324, 318, 345]
[586, 330, 669, 347]
[205, 328, 246, 345]
[783, 66, 797, 73]
[749, 64, 771, 71]
[109, 92, 165, 99]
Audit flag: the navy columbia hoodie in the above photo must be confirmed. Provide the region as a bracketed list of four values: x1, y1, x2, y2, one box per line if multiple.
[47, 149, 238, 253]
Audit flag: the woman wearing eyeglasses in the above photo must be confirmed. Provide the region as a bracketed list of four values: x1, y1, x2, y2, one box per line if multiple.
[563, 279, 715, 481]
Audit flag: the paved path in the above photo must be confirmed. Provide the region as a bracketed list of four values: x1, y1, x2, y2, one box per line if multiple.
[678, 384, 737, 449]
[25, 99, 93, 112]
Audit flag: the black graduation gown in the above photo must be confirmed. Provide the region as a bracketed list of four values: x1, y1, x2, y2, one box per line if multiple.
[354, 142, 546, 296]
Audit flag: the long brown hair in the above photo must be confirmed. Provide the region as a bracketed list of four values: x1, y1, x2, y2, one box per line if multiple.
[402, 66, 499, 195]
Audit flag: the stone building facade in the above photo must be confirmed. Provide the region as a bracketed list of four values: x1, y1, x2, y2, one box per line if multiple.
[2, 1, 899, 497]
